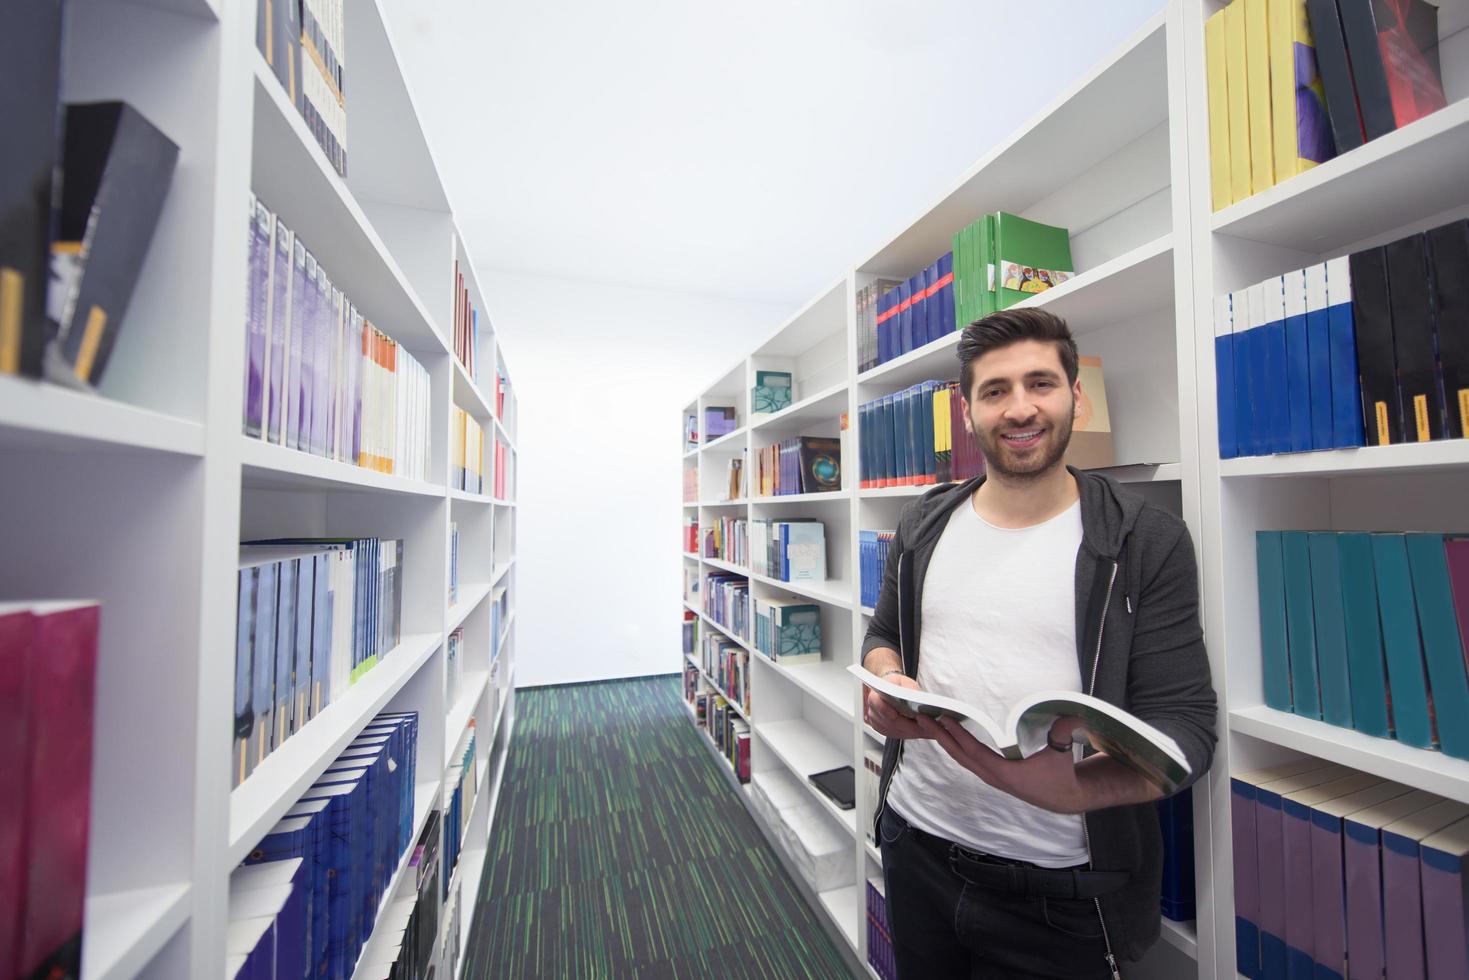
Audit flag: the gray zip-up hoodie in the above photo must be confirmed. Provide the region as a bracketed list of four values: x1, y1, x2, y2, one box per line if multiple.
[862, 467, 1217, 962]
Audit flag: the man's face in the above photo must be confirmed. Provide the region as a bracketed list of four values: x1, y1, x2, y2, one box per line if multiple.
[961, 339, 1081, 481]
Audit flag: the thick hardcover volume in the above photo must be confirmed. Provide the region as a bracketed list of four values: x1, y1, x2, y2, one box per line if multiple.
[1304, 264, 1334, 449]
[1338, 532, 1392, 737]
[1421, 817, 1469, 980]
[1248, 284, 1270, 456]
[1384, 233, 1442, 441]
[1344, 791, 1440, 980]
[1306, 0, 1366, 152]
[0, 609, 36, 971]
[48, 102, 179, 386]
[1348, 247, 1400, 445]
[1336, 0, 1399, 139]
[1285, 268, 1314, 453]
[1216, 295, 1240, 458]
[245, 198, 273, 437]
[1282, 531, 1322, 719]
[1272, 0, 1336, 181]
[1207, 9, 1234, 210]
[1324, 257, 1363, 447]
[1307, 532, 1355, 729]
[1233, 289, 1259, 456]
[1405, 534, 1469, 760]
[1370, 534, 1434, 748]
[1226, 1, 1256, 204]
[0, 0, 64, 378]
[1427, 220, 1469, 439]
[1245, 0, 1277, 195]
[1259, 532, 1293, 712]
[18, 603, 101, 980]
[1383, 801, 1469, 978]
[1263, 277, 1291, 454]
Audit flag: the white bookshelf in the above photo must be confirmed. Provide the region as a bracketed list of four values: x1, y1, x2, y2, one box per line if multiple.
[678, 4, 1469, 975]
[0, 0, 519, 977]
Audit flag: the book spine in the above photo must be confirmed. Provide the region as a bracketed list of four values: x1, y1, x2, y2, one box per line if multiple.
[1304, 262, 1334, 450]
[1207, 9, 1234, 210]
[1384, 233, 1442, 441]
[1349, 246, 1400, 446]
[1325, 256, 1364, 447]
[245, 198, 273, 437]
[1283, 269, 1313, 452]
[1427, 220, 1469, 440]
[1245, 0, 1277, 195]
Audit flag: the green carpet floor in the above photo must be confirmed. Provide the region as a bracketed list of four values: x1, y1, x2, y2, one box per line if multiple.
[460, 674, 855, 979]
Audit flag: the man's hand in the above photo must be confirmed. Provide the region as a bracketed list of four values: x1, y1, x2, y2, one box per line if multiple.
[918, 715, 1163, 814]
[863, 674, 933, 741]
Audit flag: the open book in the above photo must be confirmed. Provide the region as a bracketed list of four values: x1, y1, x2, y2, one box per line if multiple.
[849, 665, 1191, 796]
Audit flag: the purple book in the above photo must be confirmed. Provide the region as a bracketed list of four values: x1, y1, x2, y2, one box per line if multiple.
[1421, 816, 1469, 980]
[1449, 539, 1469, 670]
[1383, 801, 1469, 978]
[309, 262, 331, 457]
[266, 221, 294, 444]
[1257, 766, 1349, 978]
[1309, 782, 1413, 980]
[297, 251, 319, 454]
[285, 240, 308, 451]
[347, 307, 362, 466]
[326, 288, 342, 460]
[244, 198, 272, 438]
[1344, 791, 1440, 980]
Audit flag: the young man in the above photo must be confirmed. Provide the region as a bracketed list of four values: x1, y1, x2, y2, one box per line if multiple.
[863, 308, 1216, 979]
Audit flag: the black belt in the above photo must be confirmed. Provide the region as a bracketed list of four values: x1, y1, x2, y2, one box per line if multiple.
[894, 809, 1130, 901]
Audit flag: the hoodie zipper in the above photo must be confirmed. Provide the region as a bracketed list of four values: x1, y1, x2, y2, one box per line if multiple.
[872, 553, 906, 836]
[1082, 559, 1122, 979]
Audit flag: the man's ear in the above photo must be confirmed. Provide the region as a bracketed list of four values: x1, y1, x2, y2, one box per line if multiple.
[1072, 378, 1083, 418]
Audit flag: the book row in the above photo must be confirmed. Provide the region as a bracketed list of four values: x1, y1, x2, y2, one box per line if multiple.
[452, 408, 486, 494]
[953, 212, 1074, 329]
[255, 0, 348, 176]
[753, 598, 822, 666]
[441, 723, 477, 904]
[493, 432, 514, 499]
[685, 672, 751, 783]
[360, 803, 443, 980]
[1232, 760, 1469, 980]
[859, 381, 984, 489]
[866, 876, 896, 980]
[703, 516, 747, 566]
[1204, 0, 1446, 212]
[232, 710, 420, 980]
[704, 574, 750, 643]
[750, 519, 828, 583]
[1216, 220, 1469, 458]
[0, 602, 100, 980]
[2, 85, 177, 390]
[699, 631, 751, 717]
[860, 531, 896, 610]
[753, 436, 843, 497]
[1257, 531, 1469, 757]
[234, 538, 405, 789]
[451, 262, 484, 384]
[244, 196, 434, 480]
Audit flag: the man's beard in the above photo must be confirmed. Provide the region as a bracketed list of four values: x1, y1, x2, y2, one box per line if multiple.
[971, 401, 1074, 482]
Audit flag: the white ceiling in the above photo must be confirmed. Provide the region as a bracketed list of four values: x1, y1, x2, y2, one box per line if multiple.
[386, 0, 1165, 311]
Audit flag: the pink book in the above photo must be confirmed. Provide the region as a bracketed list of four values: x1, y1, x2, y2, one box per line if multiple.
[1344, 790, 1441, 980]
[1421, 816, 1469, 980]
[1382, 800, 1469, 979]
[0, 606, 36, 975]
[17, 602, 100, 980]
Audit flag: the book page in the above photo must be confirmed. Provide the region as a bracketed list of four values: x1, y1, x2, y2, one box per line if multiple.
[1009, 692, 1192, 795]
[847, 665, 1012, 754]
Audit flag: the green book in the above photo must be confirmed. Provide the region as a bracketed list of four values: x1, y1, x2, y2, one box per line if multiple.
[981, 213, 997, 317]
[993, 212, 1073, 311]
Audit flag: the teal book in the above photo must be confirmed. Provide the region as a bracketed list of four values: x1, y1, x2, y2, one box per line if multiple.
[1308, 532, 1355, 729]
[1372, 534, 1435, 748]
[1406, 534, 1469, 758]
[1282, 532, 1322, 720]
[1258, 532, 1293, 712]
[1339, 532, 1392, 738]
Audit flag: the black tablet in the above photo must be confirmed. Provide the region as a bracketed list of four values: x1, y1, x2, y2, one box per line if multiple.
[807, 765, 856, 810]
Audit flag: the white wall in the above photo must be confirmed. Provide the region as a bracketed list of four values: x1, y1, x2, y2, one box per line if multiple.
[486, 271, 787, 687]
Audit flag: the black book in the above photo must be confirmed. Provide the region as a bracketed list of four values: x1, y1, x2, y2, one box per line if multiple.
[1336, 0, 1399, 141]
[1307, 0, 1366, 153]
[798, 436, 842, 493]
[1349, 246, 1402, 445]
[0, 0, 66, 378]
[1384, 233, 1443, 441]
[48, 101, 178, 387]
[1427, 220, 1469, 440]
[808, 765, 856, 810]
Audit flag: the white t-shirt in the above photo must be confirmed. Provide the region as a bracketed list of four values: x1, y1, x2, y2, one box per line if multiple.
[886, 497, 1089, 867]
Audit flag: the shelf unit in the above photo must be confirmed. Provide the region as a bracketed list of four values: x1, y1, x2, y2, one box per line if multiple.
[0, 1, 520, 977]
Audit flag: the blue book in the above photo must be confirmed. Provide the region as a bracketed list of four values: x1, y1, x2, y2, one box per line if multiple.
[883, 394, 898, 487]
[235, 568, 258, 788]
[1216, 294, 1239, 459]
[1262, 278, 1290, 455]
[323, 755, 390, 913]
[1405, 534, 1469, 760]
[918, 267, 933, 348]
[300, 779, 366, 977]
[1325, 257, 1364, 448]
[1258, 532, 1292, 712]
[273, 558, 297, 749]
[877, 290, 894, 364]
[919, 382, 936, 484]
[1305, 264, 1334, 450]
[283, 798, 333, 979]
[240, 831, 313, 978]
[897, 280, 913, 356]
[1233, 289, 1259, 456]
[1307, 533, 1354, 729]
[292, 556, 313, 732]
[1338, 532, 1392, 738]
[1371, 534, 1435, 748]
[938, 252, 955, 338]
[251, 562, 279, 769]
[1283, 270, 1313, 453]
[1282, 531, 1322, 719]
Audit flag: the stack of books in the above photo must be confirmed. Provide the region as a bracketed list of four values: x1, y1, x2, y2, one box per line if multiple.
[1, 602, 101, 980]
[235, 709, 420, 980]
[452, 408, 485, 493]
[1204, 0, 1446, 212]
[753, 436, 842, 497]
[1256, 531, 1469, 755]
[1232, 760, 1469, 980]
[873, 254, 957, 368]
[857, 278, 903, 373]
[683, 515, 699, 555]
[703, 574, 750, 642]
[701, 632, 750, 714]
[235, 538, 404, 788]
[245, 196, 433, 480]
[357, 806, 440, 980]
[750, 519, 826, 583]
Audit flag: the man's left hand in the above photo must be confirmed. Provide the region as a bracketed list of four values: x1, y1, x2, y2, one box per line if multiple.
[917, 715, 1093, 814]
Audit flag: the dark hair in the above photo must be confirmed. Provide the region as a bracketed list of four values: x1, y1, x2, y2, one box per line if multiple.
[956, 307, 1079, 399]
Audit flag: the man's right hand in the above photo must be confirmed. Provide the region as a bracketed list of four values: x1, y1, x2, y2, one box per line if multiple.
[864, 673, 932, 740]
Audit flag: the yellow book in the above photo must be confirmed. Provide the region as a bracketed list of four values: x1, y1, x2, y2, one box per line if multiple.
[1274, 0, 1332, 179]
[1225, 2, 1253, 205]
[1205, 9, 1232, 211]
[1245, 0, 1275, 195]
[1269, 0, 1296, 181]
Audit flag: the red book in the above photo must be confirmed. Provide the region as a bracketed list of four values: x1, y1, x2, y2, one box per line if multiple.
[1448, 539, 1469, 672]
[0, 606, 36, 975]
[18, 602, 100, 980]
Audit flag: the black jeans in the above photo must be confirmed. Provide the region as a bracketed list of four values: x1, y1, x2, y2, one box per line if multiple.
[878, 807, 1116, 980]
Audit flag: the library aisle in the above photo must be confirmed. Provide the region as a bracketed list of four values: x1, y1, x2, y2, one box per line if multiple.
[461, 677, 854, 978]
